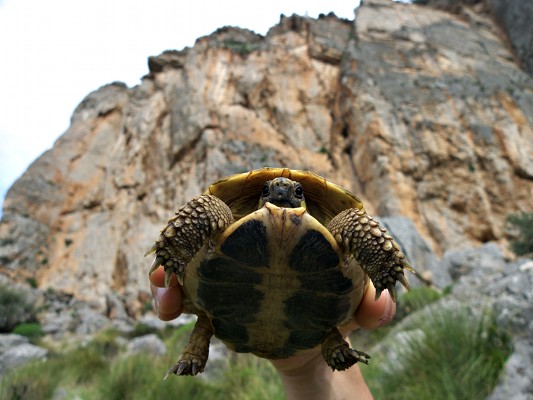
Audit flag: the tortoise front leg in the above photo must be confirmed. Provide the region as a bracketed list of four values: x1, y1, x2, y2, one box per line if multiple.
[327, 208, 413, 301]
[145, 194, 234, 285]
[165, 313, 214, 377]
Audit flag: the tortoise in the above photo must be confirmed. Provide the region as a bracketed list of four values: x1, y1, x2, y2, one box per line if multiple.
[145, 167, 413, 377]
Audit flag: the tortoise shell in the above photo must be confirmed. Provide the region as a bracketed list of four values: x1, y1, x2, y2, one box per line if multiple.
[205, 167, 364, 224]
[181, 168, 368, 359]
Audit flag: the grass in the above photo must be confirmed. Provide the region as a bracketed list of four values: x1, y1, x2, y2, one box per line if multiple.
[0, 322, 283, 400]
[395, 286, 443, 320]
[12, 323, 44, 343]
[217, 355, 284, 400]
[351, 286, 444, 349]
[361, 304, 512, 400]
[0, 292, 511, 400]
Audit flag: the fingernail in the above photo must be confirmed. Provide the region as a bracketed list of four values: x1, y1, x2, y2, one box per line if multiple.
[378, 291, 395, 327]
[151, 286, 164, 316]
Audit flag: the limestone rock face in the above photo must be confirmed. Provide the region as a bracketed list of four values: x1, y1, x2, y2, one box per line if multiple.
[339, 0, 533, 251]
[0, 1, 532, 314]
[488, 0, 533, 77]
[421, 0, 533, 77]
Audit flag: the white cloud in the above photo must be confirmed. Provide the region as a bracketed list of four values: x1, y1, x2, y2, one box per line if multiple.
[0, 0, 360, 215]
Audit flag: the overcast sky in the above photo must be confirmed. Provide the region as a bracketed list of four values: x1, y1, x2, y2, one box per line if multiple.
[0, 0, 363, 216]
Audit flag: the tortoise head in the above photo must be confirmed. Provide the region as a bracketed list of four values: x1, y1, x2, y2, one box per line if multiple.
[258, 177, 306, 209]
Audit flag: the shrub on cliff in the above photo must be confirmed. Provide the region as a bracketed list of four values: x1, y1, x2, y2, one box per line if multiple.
[0, 284, 36, 332]
[506, 212, 533, 256]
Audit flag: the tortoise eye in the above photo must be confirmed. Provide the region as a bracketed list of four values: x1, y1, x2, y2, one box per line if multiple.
[294, 185, 303, 198]
[262, 183, 270, 197]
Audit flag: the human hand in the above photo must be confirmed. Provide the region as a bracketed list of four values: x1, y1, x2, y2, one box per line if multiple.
[150, 266, 395, 399]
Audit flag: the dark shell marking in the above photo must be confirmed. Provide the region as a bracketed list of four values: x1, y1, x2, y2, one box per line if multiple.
[220, 219, 269, 268]
[197, 205, 355, 359]
[197, 219, 267, 353]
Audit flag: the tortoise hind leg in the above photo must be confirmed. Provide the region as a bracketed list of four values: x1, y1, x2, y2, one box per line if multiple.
[166, 313, 214, 377]
[321, 328, 370, 371]
[327, 208, 414, 301]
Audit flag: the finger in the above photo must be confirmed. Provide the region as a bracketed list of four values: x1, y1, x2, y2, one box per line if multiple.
[151, 285, 183, 320]
[149, 265, 179, 288]
[355, 282, 396, 330]
[150, 283, 184, 321]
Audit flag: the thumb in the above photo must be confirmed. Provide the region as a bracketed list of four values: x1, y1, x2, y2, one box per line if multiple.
[355, 282, 396, 330]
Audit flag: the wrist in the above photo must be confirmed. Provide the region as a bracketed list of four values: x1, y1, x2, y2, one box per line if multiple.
[272, 348, 373, 400]
[274, 350, 334, 400]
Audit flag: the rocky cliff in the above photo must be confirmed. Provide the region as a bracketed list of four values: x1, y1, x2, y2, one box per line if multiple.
[1, 0, 532, 313]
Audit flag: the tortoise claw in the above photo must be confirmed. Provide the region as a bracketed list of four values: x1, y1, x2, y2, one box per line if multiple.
[191, 360, 199, 376]
[165, 357, 205, 377]
[164, 268, 174, 288]
[402, 258, 415, 273]
[176, 272, 184, 286]
[386, 282, 397, 302]
[144, 243, 158, 257]
[176, 362, 188, 376]
[353, 349, 370, 365]
[149, 256, 165, 275]
[328, 347, 370, 371]
[163, 368, 173, 381]
[164, 361, 187, 379]
[374, 287, 383, 301]
[398, 273, 411, 291]
[164, 363, 186, 380]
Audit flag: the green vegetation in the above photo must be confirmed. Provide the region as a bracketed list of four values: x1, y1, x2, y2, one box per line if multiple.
[0, 323, 283, 400]
[362, 305, 512, 400]
[128, 322, 160, 339]
[12, 323, 44, 343]
[222, 40, 259, 55]
[395, 286, 442, 319]
[0, 289, 511, 400]
[506, 212, 533, 256]
[25, 277, 38, 289]
[0, 284, 36, 332]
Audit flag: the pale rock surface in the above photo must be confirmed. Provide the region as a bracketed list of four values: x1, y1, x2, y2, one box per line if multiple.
[339, 0, 533, 251]
[488, 0, 533, 77]
[421, 0, 533, 77]
[380, 216, 448, 288]
[0, 334, 48, 375]
[449, 252, 533, 400]
[125, 333, 166, 357]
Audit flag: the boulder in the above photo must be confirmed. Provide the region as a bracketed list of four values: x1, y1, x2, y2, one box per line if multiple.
[125, 334, 166, 357]
[0, 334, 48, 375]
